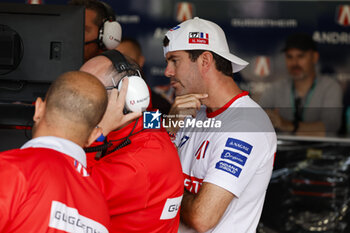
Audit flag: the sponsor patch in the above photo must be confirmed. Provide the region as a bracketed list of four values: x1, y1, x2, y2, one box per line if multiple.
[225, 138, 253, 155]
[183, 173, 203, 194]
[215, 161, 242, 178]
[189, 32, 209, 44]
[221, 149, 247, 166]
[49, 201, 108, 233]
[160, 196, 183, 220]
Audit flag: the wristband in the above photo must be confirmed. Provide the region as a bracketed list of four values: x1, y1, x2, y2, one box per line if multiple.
[96, 133, 106, 142]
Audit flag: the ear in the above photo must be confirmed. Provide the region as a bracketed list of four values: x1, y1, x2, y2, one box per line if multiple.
[138, 55, 145, 68]
[85, 126, 103, 147]
[33, 97, 45, 123]
[312, 51, 319, 64]
[199, 51, 214, 73]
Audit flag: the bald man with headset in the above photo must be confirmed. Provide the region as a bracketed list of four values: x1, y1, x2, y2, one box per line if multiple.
[81, 50, 184, 233]
[0, 71, 110, 232]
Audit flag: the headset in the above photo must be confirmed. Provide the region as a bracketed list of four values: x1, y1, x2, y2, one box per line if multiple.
[84, 50, 149, 157]
[101, 50, 150, 113]
[85, 1, 122, 50]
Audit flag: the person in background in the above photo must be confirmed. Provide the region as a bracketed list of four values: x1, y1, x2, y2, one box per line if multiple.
[117, 37, 172, 114]
[259, 33, 343, 136]
[116, 37, 145, 68]
[0, 71, 110, 232]
[69, 0, 121, 61]
[163, 17, 276, 233]
[80, 50, 184, 233]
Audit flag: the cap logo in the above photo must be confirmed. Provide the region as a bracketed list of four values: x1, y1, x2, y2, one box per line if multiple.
[170, 25, 181, 31]
[188, 32, 209, 44]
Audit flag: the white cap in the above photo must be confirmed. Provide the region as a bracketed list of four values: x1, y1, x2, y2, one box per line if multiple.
[163, 17, 248, 73]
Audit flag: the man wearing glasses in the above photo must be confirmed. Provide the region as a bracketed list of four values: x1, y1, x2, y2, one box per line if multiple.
[80, 51, 184, 233]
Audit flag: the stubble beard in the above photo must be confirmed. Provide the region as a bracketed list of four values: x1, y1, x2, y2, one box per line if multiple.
[289, 66, 307, 81]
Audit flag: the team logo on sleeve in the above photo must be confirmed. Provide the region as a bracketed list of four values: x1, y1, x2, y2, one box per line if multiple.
[143, 110, 161, 129]
[221, 149, 247, 166]
[215, 161, 242, 178]
[194, 140, 209, 160]
[225, 138, 253, 155]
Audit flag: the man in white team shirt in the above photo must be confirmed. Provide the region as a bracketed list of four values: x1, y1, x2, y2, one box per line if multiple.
[163, 17, 277, 233]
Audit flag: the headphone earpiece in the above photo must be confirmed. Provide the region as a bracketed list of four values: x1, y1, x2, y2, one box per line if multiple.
[117, 75, 150, 113]
[101, 50, 150, 113]
[99, 20, 122, 50]
[97, 1, 122, 50]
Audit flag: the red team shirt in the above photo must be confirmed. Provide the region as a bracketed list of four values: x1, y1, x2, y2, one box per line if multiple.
[87, 116, 184, 233]
[0, 136, 110, 233]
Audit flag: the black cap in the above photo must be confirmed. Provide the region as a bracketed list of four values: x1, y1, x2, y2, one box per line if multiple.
[282, 33, 317, 52]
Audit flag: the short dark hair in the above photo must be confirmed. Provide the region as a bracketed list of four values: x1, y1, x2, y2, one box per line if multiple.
[163, 36, 170, 47]
[102, 52, 144, 85]
[68, 0, 110, 28]
[121, 37, 143, 54]
[282, 33, 317, 52]
[186, 50, 233, 77]
[163, 36, 232, 76]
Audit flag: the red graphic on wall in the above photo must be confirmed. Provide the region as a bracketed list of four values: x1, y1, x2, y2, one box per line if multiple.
[254, 56, 271, 78]
[336, 5, 350, 26]
[176, 2, 194, 22]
